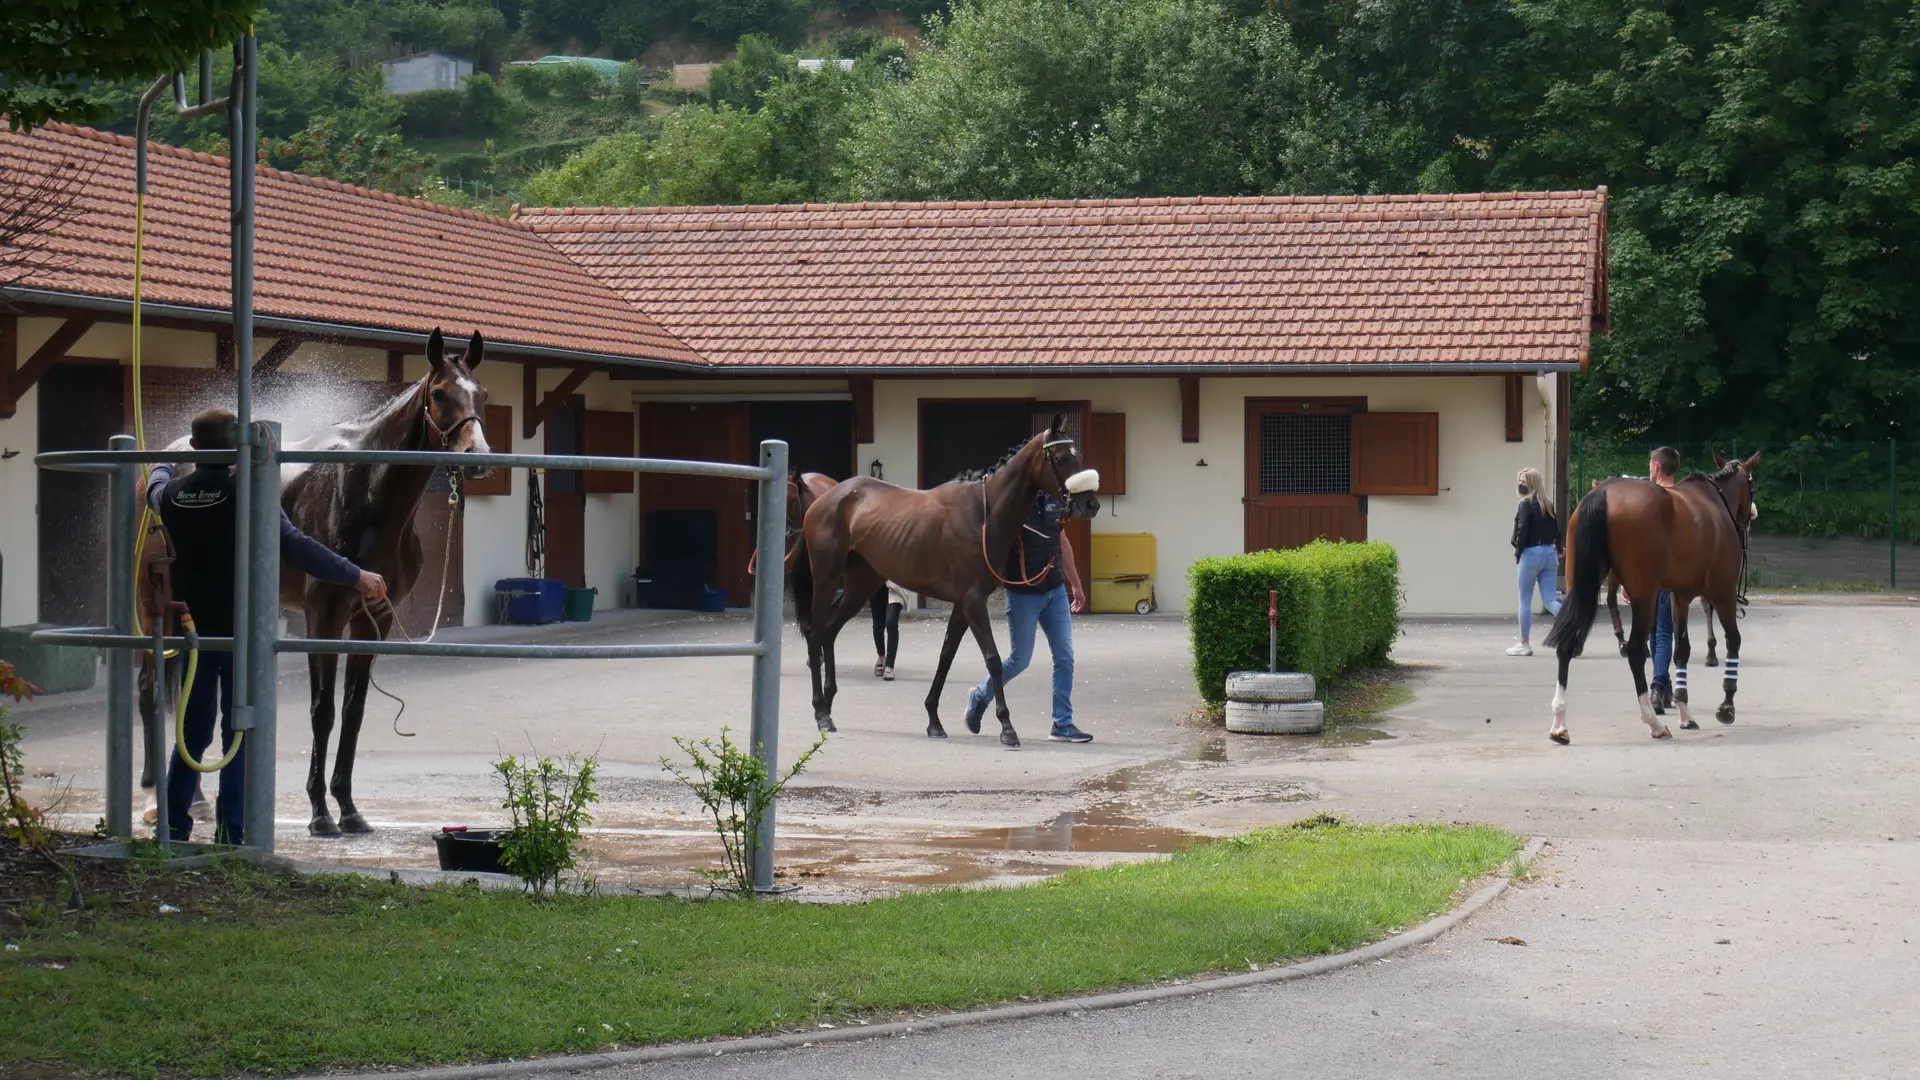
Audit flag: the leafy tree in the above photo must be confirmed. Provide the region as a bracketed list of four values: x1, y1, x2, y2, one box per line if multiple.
[1497, 0, 1920, 441]
[708, 33, 797, 112]
[846, 0, 1369, 201]
[2, 0, 262, 130]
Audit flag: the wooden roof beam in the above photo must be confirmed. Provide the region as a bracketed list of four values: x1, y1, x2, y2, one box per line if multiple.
[1, 315, 95, 419]
[523, 363, 594, 440]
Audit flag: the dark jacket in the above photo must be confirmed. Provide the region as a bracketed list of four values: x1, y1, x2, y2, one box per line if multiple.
[1510, 497, 1560, 562]
[1004, 493, 1065, 594]
[147, 463, 362, 636]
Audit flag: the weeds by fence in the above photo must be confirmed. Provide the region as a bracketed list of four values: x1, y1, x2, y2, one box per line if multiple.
[1574, 437, 1913, 589]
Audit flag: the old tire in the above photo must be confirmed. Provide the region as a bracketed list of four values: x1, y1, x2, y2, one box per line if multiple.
[1224, 671, 1317, 703]
[1225, 699, 1325, 735]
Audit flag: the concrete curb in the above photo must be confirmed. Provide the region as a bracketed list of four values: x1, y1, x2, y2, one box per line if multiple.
[316, 836, 1547, 1080]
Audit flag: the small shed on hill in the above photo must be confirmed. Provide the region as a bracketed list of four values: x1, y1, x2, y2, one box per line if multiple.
[381, 51, 473, 94]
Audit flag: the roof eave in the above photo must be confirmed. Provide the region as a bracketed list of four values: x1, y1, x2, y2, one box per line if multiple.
[702, 361, 1587, 376]
[2, 287, 713, 374]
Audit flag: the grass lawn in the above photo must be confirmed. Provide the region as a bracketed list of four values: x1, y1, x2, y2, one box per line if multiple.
[2, 822, 1516, 1077]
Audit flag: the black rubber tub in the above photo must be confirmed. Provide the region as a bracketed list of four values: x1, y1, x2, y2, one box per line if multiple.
[433, 827, 509, 874]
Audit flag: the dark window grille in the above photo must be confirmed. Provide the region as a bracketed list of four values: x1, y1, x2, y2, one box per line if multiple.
[1260, 413, 1350, 495]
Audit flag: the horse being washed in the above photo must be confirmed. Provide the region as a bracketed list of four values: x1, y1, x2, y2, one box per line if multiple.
[799, 417, 1099, 747]
[1544, 451, 1761, 742]
[281, 328, 491, 835]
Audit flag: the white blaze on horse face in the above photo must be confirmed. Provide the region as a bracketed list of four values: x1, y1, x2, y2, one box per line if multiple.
[456, 376, 479, 394]
[1064, 469, 1099, 494]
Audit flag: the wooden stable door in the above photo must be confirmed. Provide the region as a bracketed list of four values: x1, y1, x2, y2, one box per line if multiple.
[639, 402, 752, 606]
[1243, 398, 1438, 553]
[1033, 401, 1093, 599]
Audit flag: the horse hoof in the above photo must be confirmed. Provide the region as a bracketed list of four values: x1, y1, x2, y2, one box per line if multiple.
[1652, 728, 1673, 740]
[309, 816, 341, 838]
[927, 724, 948, 739]
[1000, 731, 1021, 748]
[1717, 707, 1736, 726]
[1679, 717, 1699, 730]
[338, 812, 374, 835]
[815, 716, 837, 733]
[1549, 730, 1570, 745]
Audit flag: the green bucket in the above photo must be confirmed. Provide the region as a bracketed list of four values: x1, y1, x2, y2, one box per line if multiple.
[562, 587, 598, 622]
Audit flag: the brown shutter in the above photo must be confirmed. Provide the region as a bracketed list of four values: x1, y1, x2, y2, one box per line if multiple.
[583, 408, 635, 494]
[463, 404, 514, 496]
[1089, 412, 1127, 495]
[1350, 412, 1438, 495]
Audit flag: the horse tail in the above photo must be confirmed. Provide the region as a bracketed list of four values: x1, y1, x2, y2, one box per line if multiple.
[1544, 488, 1611, 655]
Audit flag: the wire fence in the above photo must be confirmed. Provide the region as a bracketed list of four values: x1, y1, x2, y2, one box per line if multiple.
[1573, 437, 1914, 591]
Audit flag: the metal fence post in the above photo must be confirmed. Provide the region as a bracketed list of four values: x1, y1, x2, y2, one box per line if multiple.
[749, 439, 788, 892]
[1892, 438, 1899, 591]
[243, 421, 281, 854]
[106, 434, 137, 839]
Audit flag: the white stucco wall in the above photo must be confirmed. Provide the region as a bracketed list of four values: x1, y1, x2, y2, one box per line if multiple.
[863, 375, 1561, 616]
[0, 381, 39, 627]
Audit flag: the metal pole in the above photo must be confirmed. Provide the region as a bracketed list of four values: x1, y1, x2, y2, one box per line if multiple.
[228, 32, 258, 737]
[150, 613, 170, 849]
[748, 440, 788, 893]
[1268, 589, 1277, 673]
[242, 421, 280, 853]
[106, 434, 136, 840]
[1892, 438, 1899, 591]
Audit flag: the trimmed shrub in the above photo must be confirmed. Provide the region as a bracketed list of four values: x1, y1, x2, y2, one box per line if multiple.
[1186, 541, 1400, 706]
[397, 89, 465, 138]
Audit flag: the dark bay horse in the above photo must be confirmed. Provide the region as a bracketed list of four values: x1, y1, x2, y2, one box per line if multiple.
[1544, 452, 1760, 742]
[799, 417, 1099, 747]
[281, 329, 491, 835]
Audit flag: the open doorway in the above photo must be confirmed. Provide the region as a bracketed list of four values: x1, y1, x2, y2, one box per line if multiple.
[38, 364, 124, 625]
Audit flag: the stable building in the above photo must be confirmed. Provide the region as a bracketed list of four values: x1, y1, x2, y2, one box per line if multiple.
[0, 122, 1602, 632]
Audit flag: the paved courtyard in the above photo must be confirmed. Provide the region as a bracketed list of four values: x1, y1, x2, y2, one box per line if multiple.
[12, 597, 1920, 1075]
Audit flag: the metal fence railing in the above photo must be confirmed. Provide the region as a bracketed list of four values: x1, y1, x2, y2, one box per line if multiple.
[1574, 437, 1913, 590]
[33, 437, 793, 888]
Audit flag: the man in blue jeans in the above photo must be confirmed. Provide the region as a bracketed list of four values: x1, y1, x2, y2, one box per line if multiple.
[965, 490, 1092, 743]
[147, 408, 388, 844]
[1646, 446, 1681, 711]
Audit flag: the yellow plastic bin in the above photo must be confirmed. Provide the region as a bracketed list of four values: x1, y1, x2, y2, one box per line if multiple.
[1090, 533, 1157, 614]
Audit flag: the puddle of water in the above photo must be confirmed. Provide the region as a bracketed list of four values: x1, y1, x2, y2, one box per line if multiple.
[928, 813, 1199, 854]
[1323, 726, 1395, 746]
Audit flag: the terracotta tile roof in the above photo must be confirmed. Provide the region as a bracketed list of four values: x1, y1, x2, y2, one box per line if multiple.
[0, 124, 703, 367]
[520, 193, 1608, 372]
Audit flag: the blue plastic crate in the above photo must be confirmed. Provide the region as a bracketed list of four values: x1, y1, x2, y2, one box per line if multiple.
[495, 578, 565, 625]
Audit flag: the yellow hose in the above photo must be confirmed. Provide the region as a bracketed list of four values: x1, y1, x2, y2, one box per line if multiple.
[132, 159, 216, 770]
[170, 617, 240, 773]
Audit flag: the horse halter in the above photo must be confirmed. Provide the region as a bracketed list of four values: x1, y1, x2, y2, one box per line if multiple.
[422, 391, 482, 449]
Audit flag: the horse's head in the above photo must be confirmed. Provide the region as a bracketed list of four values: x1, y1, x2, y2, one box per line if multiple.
[1033, 413, 1101, 520]
[1710, 449, 1764, 531]
[424, 328, 492, 481]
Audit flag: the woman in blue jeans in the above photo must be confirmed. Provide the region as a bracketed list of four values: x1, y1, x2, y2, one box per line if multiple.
[965, 491, 1092, 742]
[1507, 468, 1562, 656]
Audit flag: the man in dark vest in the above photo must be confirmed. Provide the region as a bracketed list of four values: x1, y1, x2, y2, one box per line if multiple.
[146, 407, 388, 844]
[964, 489, 1093, 743]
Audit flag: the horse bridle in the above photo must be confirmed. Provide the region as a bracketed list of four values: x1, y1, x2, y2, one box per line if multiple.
[1703, 464, 1756, 615]
[978, 437, 1080, 586]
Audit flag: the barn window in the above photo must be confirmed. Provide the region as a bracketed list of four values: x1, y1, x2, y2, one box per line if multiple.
[1259, 412, 1351, 495]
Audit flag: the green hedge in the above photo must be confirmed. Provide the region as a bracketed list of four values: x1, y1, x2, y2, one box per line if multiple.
[1186, 541, 1401, 706]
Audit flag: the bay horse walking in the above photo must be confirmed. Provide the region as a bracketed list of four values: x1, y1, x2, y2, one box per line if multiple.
[1544, 451, 1761, 742]
[281, 329, 491, 835]
[799, 417, 1099, 746]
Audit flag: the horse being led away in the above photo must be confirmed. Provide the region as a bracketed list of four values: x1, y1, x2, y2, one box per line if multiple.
[798, 416, 1100, 747]
[1543, 451, 1761, 743]
[281, 329, 491, 835]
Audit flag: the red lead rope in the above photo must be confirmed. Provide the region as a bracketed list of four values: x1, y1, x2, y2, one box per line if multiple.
[983, 522, 1055, 588]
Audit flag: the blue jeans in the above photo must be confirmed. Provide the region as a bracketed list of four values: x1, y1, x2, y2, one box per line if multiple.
[166, 652, 244, 844]
[1652, 591, 1673, 690]
[1517, 545, 1561, 642]
[970, 584, 1075, 731]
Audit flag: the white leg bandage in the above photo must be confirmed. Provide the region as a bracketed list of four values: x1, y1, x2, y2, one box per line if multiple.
[1723, 658, 1739, 682]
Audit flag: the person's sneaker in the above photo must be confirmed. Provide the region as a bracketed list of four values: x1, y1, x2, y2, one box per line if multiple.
[874, 657, 886, 678]
[883, 667, 896, 682]
[1651, 682, 1672, 712]
[1048, 725, 1094, 743]
[1506, 641, 1533, 656]
[964, 695, 986, 734]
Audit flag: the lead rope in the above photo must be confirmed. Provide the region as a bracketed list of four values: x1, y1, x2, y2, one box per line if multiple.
[980, 480, 1055, 588]
[354, 467, 463, 738]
